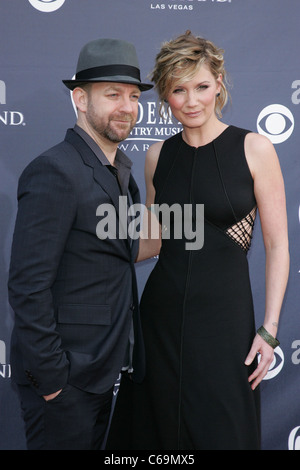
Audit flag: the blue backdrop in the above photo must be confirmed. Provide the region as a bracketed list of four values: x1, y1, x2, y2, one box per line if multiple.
[1, 0, 299, 450]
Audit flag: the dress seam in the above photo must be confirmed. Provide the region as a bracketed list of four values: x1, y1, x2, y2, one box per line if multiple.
[177, 147, 197, 449]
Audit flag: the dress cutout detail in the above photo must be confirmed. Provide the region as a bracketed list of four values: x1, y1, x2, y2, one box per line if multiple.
[226, 206, 257, 252]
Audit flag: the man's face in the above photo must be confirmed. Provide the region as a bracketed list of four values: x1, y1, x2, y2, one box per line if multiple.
[84, 82, 141, 143]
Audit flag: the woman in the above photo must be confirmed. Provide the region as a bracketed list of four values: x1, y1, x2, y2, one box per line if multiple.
[107, 31, 289, 450]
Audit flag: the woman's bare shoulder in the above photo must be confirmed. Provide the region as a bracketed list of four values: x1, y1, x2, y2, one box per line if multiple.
[145, 140, 164, 174]
[147, 140, 164, 159]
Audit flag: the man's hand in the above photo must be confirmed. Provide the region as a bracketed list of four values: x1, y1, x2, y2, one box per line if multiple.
[43, 389, 62, 401]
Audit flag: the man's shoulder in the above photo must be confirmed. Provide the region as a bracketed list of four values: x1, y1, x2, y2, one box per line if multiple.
[22, 135, 82, 177]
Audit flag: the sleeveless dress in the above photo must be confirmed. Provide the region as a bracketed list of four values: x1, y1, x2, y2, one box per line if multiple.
[107, 125, 261, 450]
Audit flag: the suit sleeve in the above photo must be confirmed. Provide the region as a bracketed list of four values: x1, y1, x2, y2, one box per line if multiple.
[8, 154, 77, 395]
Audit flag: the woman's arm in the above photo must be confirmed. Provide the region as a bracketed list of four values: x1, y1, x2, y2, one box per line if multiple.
[136, 141, 163, 262]
[244, 133, 289, 390]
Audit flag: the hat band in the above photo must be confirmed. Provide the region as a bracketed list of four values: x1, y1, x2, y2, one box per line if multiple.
[76, 64, 141, 81]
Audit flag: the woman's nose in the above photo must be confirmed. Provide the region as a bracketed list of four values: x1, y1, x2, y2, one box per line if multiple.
[186, 91, 198, 106]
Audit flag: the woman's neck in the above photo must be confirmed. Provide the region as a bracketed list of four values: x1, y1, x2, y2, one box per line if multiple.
[182, 119, 228, 148]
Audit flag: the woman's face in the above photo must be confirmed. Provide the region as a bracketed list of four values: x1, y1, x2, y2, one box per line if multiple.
[166, 64, 222, 129]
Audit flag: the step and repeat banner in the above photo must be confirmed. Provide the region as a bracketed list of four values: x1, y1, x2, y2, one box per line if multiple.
[1, 0, 299, 450]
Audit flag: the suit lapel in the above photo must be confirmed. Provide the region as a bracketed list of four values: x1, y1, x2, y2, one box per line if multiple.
[65, 129, 141, 257]
[65, 129, 121, 215]
[128, 174, 141, 262]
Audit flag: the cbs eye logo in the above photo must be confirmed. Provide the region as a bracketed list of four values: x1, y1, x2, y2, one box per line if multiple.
[28, 0, 65, 12]
[257, 104, 294, 144]
[258, 346, 284, 380]
[288, 426, 300, 450]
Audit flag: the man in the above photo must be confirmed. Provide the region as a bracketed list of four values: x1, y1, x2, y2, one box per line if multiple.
[8, 38, 152, 450]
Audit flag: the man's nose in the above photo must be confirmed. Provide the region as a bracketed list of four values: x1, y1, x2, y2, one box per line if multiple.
[119, 95, 135, 113]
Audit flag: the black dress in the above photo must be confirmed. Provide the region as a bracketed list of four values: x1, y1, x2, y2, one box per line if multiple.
[107, 125, 261, 450]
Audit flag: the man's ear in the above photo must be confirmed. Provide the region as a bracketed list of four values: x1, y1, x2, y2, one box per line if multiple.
[72, 87, 88, 112]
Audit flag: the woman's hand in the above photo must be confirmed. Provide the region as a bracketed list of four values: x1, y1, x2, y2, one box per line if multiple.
[245, 334, 275, 390]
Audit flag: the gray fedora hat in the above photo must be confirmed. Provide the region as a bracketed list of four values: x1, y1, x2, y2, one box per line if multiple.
[63, 38, 153, 91]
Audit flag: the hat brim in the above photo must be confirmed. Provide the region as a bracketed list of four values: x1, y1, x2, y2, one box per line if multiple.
[62, 77, 153, 92]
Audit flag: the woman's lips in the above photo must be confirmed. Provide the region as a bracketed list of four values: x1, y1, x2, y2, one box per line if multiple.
[184, 111, 202, 118]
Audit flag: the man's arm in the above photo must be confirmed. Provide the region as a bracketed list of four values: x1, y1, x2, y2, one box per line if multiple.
[8, 154, 77, 396]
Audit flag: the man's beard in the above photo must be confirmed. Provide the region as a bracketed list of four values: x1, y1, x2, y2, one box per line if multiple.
[102, 117, 134, 143]
[86, 103, 135, 143]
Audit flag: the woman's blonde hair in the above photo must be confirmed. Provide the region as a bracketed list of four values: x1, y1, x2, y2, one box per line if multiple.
[151, 31, 229, 118]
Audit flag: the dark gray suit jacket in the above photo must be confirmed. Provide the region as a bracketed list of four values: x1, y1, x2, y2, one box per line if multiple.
[8, 129, 144, 396]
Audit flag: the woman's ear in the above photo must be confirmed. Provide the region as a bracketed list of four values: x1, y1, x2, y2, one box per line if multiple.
[216, 73, 223, 94]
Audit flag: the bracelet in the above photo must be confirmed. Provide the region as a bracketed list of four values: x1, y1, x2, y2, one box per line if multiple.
[147, 205, 156, 213]
[257, 326, 280, 349]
